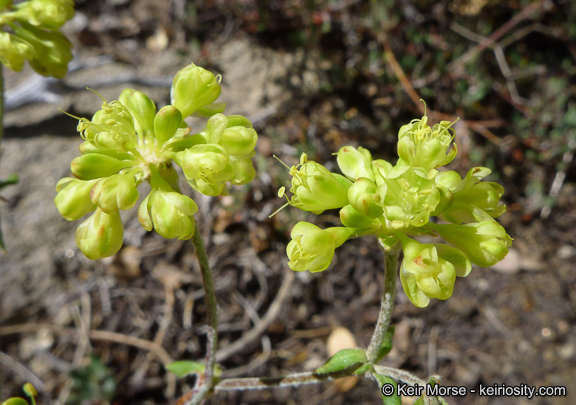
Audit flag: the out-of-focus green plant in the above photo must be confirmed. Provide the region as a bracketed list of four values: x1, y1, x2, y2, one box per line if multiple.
[0, 0, 74, 77]
[0, 0, 75, 250]
[67, 356, 116, 405]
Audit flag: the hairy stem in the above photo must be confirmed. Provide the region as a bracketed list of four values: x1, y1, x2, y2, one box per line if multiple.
[366, 239, 401, 364]
[214, 370, 354, 391]
[0, 64, 4, 142]
[184, 230, 218, 405]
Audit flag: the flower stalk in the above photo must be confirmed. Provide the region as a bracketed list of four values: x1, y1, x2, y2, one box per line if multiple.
[178, 229, 219, 405]
[366, 240, 401, 364]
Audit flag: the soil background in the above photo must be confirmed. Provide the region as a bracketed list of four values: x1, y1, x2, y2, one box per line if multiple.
[1, 1, 576, 404]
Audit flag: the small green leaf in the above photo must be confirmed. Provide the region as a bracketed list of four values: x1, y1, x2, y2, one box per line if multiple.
[166, 361, 206, 377]
[412, 397, 425, 405]
[0, 173, 18, 189]
[374, 374, 401, 405]
[375, 325, 395, 363]
[314, 348, 366, 375]
[22, 383, 37, 398]
[2, 398, 29, 405]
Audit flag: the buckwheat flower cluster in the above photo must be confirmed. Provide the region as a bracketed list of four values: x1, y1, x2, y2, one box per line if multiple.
[0, 0, 74, 77]
[279, 112, 511, 307]
[55, 63, 258, 259]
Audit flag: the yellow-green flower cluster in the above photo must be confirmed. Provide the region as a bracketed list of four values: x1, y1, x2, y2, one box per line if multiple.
[0, 0, 74, 77]
[55, 63, 259, 259]
[279, 112, 511, 307]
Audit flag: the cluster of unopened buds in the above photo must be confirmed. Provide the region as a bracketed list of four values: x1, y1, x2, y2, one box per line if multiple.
[0, 0, 74, 77]
[55, 63, 258, 259]
[279, 110, 512, 307]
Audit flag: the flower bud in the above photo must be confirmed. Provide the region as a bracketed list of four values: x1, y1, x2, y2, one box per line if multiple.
[0, 32, 34, 72]
[203, 113, 228, 144]
[284, 154, 352, 214]
[12, 23, 72, 78]
[347, 177, 383, 219]
[171, 63, 223, 118]
[339, 204, 381, 229]
[54, 177, 97, 221]
[71, 153, 136, 180]
[75, 208, 124, 260]
[90, 173, 140, 214]
[429, 209, 512, 267]
[13, 0, 74, 30]
[337, 146, 374, 181]
[138, 173, 198, 240]
[174, 144, 234, 196]
[119, 89, 156, 138]
[78, 141, 133, 160]
[229, 158, 256, 185]
[286, 222, 352, 272]
[219, 126, 258, 157]
[153, 105, 183, 145]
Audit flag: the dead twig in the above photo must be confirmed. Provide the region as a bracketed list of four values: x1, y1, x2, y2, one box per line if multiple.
[384, 41, 505, 145]
[0, 351, 46, 392]
[216, 269, 295, 363]
[413, 0, 546, 88]
[0, 324, 175, 395]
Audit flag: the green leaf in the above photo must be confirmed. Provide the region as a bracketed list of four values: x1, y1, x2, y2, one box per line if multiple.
[412, 397, 425, 405]
[0, 173, 18, 190]
[375, 325, 395, 363]
[166, 361, 206, 378]
[314, 348, 366, 375]
[2, 399, 29, 405]
[22, 383, 37, 398]
[374, 374, 401, 405]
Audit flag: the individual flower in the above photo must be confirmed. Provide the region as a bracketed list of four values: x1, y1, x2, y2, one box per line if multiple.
[396, 112, 457, 171]
[374, 165, 440, 229]
[279, 153, 352, 214]
[347, 177, 383, 219]
[54, 177, 97, 221]
[90, 172, 140, 214]
[398, 234, 471, 307]
[286, 222, 353, 272]
[435, 167, 506, 224]
[0, 31, 34, 71]
[337, 146, 375, 182]
[137, 168, 198, 240]
[173, 144, 234, 196]
[171, 63, 225, 118]
[75, 208, 124, 260]
[11, 22, 73, 78]
[428, 208, 512, 267]
[11, 0, 75, 30]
